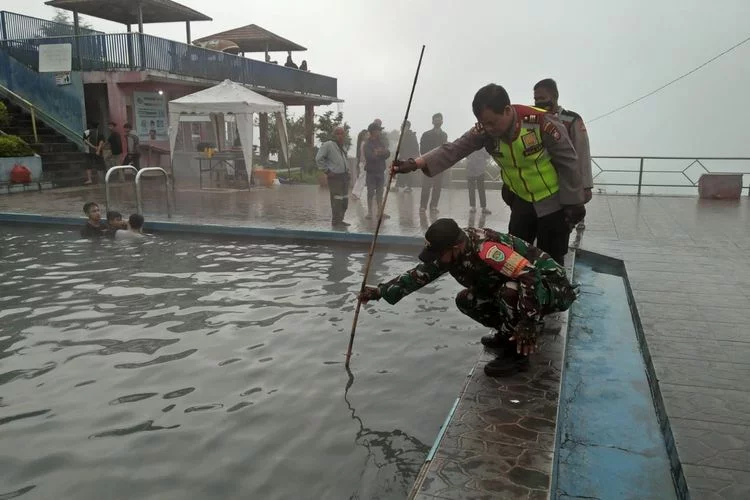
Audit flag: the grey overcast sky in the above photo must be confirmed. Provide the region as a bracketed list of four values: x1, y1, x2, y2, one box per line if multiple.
[13, 0, 750, 155]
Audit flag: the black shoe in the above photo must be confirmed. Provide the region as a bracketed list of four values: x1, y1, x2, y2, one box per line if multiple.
[480, 331, 511, 350]
[481, 208, 492, 215]
[365, 214, 372, 220]
[334, 220, 351, 226]
[483, 354, 530, 377]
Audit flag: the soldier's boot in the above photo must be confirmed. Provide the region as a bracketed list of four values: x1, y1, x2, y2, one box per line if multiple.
[483, 352, 530, 377]
[480, 331, 511, 350]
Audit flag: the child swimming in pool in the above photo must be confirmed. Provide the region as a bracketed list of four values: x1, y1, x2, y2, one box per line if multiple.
[80, 202, 106, 238]
[105, 211, 127, 239]
[115, 213, 147, 241]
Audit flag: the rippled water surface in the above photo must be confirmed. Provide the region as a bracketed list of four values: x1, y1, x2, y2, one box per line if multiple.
[0, 226, 479, 500]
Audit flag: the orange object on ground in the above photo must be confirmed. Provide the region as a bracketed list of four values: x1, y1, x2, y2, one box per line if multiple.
[254, 169, 276, 187]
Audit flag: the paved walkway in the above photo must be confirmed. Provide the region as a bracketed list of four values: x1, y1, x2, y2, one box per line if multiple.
[1, 184, 749, 498]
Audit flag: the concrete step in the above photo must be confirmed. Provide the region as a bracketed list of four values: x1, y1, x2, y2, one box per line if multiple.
[31, 142, 79, 153]
[39, 151, 88, 163]
[19, 133, 68, 144]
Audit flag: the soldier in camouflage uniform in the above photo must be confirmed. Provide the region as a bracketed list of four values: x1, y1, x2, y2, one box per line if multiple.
[358, 218, 577, 377]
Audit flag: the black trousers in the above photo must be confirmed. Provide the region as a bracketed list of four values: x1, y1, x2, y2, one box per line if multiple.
[420, 173, 442, 209]
[467, 175, 487, 208]
[508, 197, 570, 265]
[328, 173, 349, 223]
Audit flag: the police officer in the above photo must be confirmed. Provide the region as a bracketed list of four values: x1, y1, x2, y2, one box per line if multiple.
[358, 218, 577, 377]
[393, 84, 586, 265]
[533, 78, 593, 203]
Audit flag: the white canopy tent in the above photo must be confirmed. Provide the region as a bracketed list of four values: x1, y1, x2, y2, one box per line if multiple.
[168, 79, 289, 187]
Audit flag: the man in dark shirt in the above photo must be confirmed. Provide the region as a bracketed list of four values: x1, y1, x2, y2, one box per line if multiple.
[80, 201, 106, 238]
[419, 113, 448, 212]
[105, 122, 123, 179]
[396, 120, 420, 192]
[363, 122, 391, 220]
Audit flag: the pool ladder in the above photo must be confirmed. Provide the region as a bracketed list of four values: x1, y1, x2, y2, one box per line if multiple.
[104, 165, 172, 218]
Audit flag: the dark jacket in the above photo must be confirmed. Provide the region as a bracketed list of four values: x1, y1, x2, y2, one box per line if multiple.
[363, 137, 390, 173]
[108, 131, 123, 156]
[420, 128, 448, 155]
[401, 129, 420, 159]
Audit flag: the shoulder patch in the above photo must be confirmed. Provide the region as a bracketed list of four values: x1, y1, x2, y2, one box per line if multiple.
[479, 241, 531, 278]
[542, 121, 561, 142]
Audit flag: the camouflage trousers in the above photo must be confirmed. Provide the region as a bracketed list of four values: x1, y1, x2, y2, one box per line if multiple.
[454, 277, 577, 335]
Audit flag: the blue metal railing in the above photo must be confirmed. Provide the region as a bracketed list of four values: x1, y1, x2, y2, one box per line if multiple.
[0, 33, 338, 99]
[0, 11, 102, 40]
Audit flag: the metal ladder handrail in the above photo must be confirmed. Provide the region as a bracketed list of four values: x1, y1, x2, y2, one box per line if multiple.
[135, 167, 172, 218]
[104, 165, 138, 214]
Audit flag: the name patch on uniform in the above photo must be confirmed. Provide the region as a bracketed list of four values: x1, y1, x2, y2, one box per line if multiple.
[542, 122, 561, 142]
[523, 144, 544, 156]
[521, 132, 538, 148]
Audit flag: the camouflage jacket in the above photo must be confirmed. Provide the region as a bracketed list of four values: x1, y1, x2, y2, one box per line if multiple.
[377, 227, 572, 324]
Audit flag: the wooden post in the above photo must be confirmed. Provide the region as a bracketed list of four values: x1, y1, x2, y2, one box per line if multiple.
[304, 104, 314, 146]
[137, 3, 144, 33]
[304, 104, 314, 172]
[0, 12, 7, 40]
[259, 112, 269, 163]
[72, 11, 81, 69]
[126, 24, 134, 70]
[185, 21, 191, 44]
[137, 4, 146, 70]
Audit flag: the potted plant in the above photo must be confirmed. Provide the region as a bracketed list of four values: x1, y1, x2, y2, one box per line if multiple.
[0, 135, 42, 188]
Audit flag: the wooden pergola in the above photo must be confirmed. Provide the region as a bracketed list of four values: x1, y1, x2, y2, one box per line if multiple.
[45, 0, 212, 43]
[193, 24, 306, 59]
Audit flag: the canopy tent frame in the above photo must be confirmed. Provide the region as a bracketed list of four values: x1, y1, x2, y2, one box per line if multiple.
[168, 79, 289, 190]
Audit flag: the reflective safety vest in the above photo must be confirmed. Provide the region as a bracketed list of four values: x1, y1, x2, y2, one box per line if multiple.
[489, 105, 559, 203]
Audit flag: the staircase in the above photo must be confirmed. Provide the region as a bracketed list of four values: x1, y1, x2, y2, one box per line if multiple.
[2, 99, 89, 187]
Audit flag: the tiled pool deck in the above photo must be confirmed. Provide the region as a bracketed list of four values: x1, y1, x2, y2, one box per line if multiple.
[1, 183, 749, 499]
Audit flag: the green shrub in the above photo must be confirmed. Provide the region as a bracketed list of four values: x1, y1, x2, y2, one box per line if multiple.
[0, 102, 9, 128]
[0, 135, 34, 157]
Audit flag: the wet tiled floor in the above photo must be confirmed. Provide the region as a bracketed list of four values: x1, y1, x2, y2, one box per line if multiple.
[2, 183, 749, 498]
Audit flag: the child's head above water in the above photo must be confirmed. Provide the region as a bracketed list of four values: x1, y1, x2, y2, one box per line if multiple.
[106, 210, 125, 228]
[128, 213, 145, 232]
[83, 202, 101, 222]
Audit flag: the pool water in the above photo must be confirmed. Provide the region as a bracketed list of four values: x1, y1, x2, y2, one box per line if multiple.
[0, 226, 479, 500]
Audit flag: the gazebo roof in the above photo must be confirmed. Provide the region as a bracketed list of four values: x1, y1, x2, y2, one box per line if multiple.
[193, 24, 306, 53]
[44, 0, 212, 24]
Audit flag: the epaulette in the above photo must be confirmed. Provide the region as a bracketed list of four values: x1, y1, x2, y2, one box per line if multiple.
[559, 108, 582, 122]
[522, 113, 543, 125]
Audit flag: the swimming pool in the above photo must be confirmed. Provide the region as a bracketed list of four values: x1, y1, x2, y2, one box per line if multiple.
[0, 226, 479, 499]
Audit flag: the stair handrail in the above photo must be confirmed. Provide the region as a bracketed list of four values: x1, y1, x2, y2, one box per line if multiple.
[0, 82, 85, 151]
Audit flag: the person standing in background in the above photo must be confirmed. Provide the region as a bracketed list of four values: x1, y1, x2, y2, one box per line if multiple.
[122, 123, 140, 170]
[83, 122, 104, 185]
[351, 129, 369, 201]
[316, 127, 351, 227]
[419, 113, 448, 213]
[466, 149, 492, 214]
[396, 120, 420, 193]
[363, 122, 391, 220]
[533, 78, 593, 203]
[104, 122, 123, 180]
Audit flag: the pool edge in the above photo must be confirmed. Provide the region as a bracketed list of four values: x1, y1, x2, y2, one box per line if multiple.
[0, 212, 424, 249]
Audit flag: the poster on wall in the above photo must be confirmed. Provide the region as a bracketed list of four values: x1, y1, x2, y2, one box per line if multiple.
[133, 92, 168, 141]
